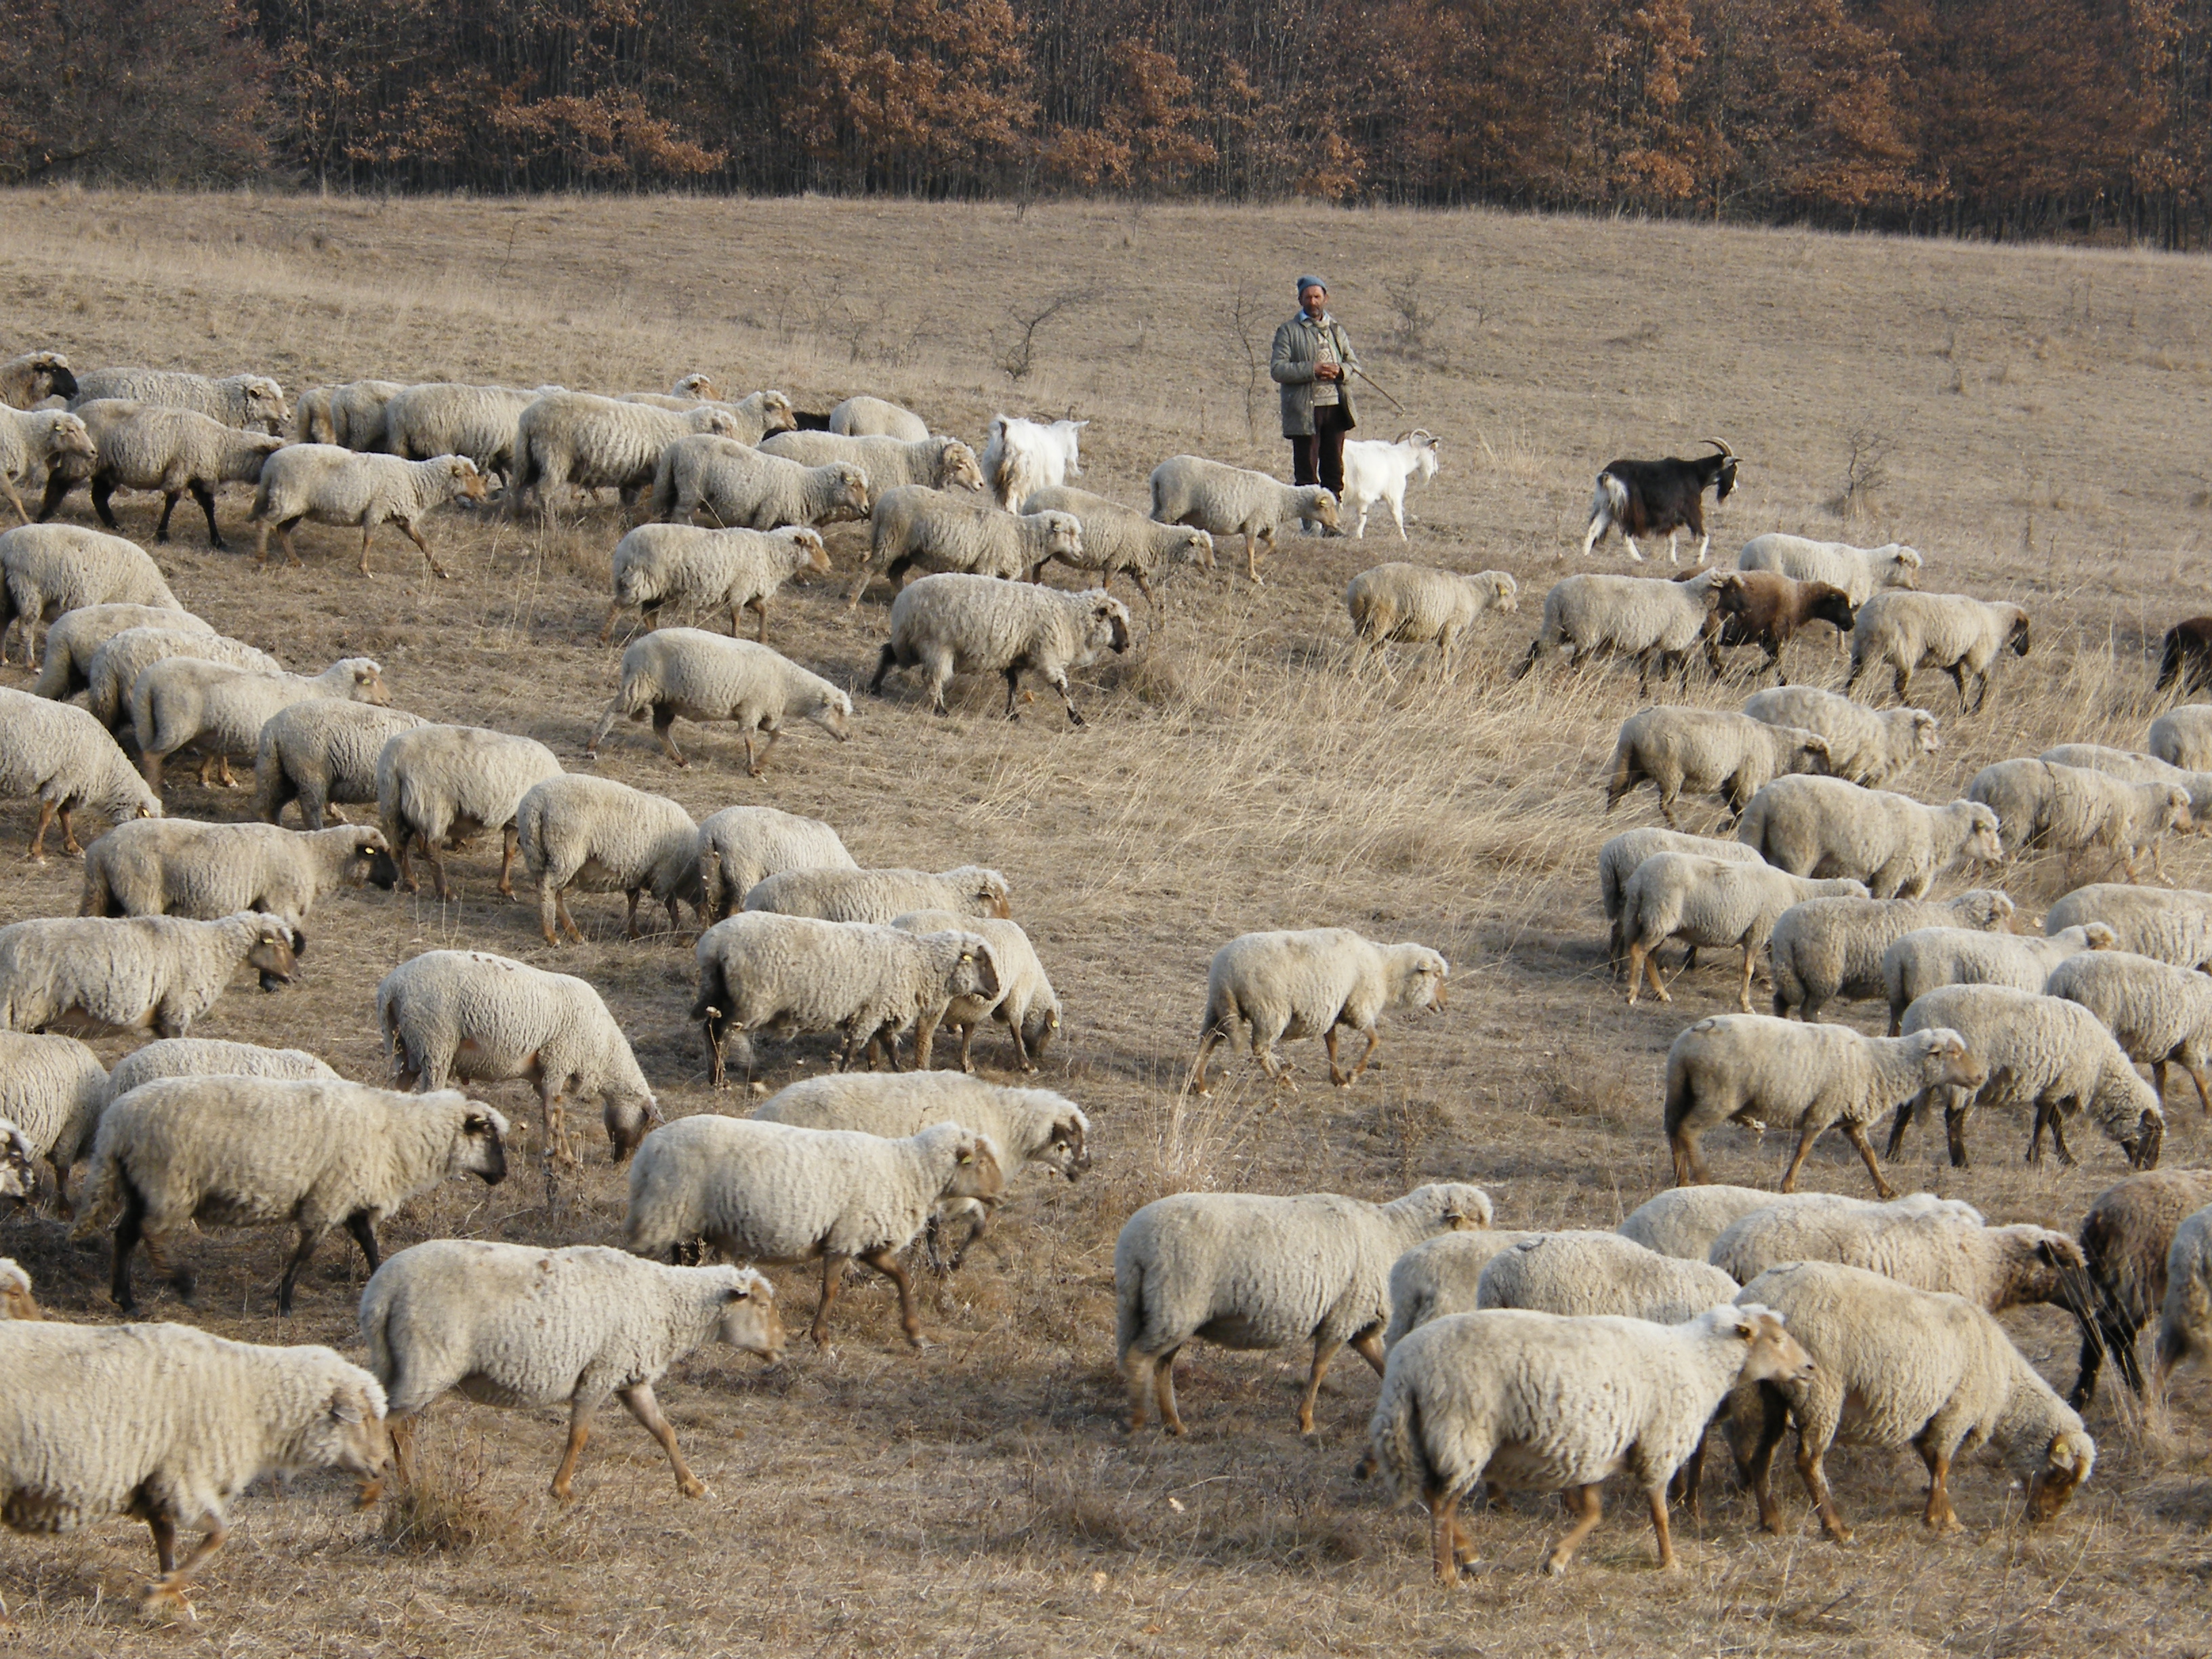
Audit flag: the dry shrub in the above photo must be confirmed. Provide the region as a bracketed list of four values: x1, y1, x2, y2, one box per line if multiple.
[377, 1427, 524, 1557]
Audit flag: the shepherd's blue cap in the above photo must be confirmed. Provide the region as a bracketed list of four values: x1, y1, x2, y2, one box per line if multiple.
[1296, 274, 1327, 295]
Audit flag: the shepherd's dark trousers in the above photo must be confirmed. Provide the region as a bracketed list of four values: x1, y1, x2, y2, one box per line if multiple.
[1290, 405, 1353, 499]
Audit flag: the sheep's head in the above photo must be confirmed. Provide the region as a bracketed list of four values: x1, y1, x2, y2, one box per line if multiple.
[2005, 609, 2032, 657]
[1958, 802, 2005, 863]
[696, 407, 743, 438]
[451, 1101, 510, 1185]
[672, 373, 719, 401]
[603, 1090, 662, 1163]
[340, 826, 398, 890]
[2161, 785, 2194, 834]
[710, 1267, 784, 1361]
[757, 390, 796, 434]
[1885, 546, 1925, 589]
[1393, 945, 1450, 1012]
[1082, 593, 1132, 656]
[804, 685, 853, 743]
[1040, 510, 1083, 561]
[1305, 488, 1341, 531]
[1483, 570, 1519, 611]
[309, 1377, 392, 1490]
[828, 463, 870, 521]
[787, 527, 831, 574]
[935, 1128, 1006, 1211]
[1806, 583, 1856, 633]
[1913, 1028, 1986, 1093]
[2125, 1107, 2164, 1170]
[1780, 728, 1832, 777]
[1956, 888, 2016, 931]
[445, 456, 489, 502]
[1395, 1182, 1493, 1233]
[18, 350, 76, 402]
[1176, 528, 1216, 571]
[41, 413, 95, 470]
[2026, 1429, 2096, 1521]
[0, 1127, 33, 1204]
[945, 935, 1002, 1002]
[1911, 710, 1942, 754]
[1043, 1110, 1089, 1179]
[241, 376, 290, 434]
[339, 658, 390, 706]
[0, 1258, 39, 1320]
[960, 868, 1012, 919]
[245, 914, 300, 989]
[1728, 1305, 1814, 1387]
[939, 440, 985, 492]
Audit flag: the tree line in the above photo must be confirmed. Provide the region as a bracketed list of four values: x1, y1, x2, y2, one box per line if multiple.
[3, 0, 2209, 246]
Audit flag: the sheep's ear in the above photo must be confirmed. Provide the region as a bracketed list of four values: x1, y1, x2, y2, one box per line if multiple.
[724, 1282, 752, 1302]
[330, 1391, 366, 1426]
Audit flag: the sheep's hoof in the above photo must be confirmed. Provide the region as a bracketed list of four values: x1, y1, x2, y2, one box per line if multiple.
[140, 1580, 194, 1620]
[906, 1333, 932, 1351]
[678, 1477, 708, 1500]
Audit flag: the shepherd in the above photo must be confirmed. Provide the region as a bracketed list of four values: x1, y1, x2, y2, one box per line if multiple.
[1271, 274, 1361, 514]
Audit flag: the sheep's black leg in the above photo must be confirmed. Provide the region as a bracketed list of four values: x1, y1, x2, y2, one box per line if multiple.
[110, 1178, 146, 1310]
[1003, 668, 1023, 720]
[92, 476, 121, 530]
[190, 482, 225, 549]
[344, 1212, 382, 1275]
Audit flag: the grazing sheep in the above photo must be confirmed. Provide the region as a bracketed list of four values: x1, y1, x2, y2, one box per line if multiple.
[691, 912, 1001, 1082]
[649, 434, 869, 533]
[1344, 563, 1517, 674]
[2041, 743, 2212, 821]
[1021, 484, 1217, 610]
[81, 819, 392, 930]
[0, 911, 298, 1040]
[1967, 758, 2192, 880]
[622, 1115, 1004, 1347]
[361, 1240, 780, 1501]
[1769, 890, 2016, 1023]
[890, 909, 1059, 1071]
[601, 523, 830, 643]
[1734, 775, 2003, 899]
[760, 430, 985, 495]
[828, 394, 928, 442]
[1, 409, 95, 525]
[1847, 592, 2030, 713]
[743, 863, 1010, 925]
[0, 1257, 37, 1317]
[132, 655, 388, 792]
[0, 523, 180, 666]
[83, 626, 279, 733]
[2045, 950, 2212, 1115]
[1617, 1187, 1983, 1262]
[377, 382, 556, 477]
[1737, 534, 1923, 605]
[1700, 570, 1856, 680]
[0, 687, 162, 859]
[253, 701, 428, 830]
[374, 723, 564, 901]
[0, 1031, 106, 1201]
[585, 628, 852, 775]
[1477, 1231, 1740, 1324]
[1618, 853, 1868, 1010]
[1597, 827, 1766, 964]
[1664, 1015, 1984, 1195]
[696, 804, 857, 922]
[83, 1076, 508, 1313]
[377, 949, 659, 1165]
[250, 447, 487, 576]
[44, 401, 283, 548]
[1511, 573, 1715, 694]
[29, 602, 207, 703]
[2152, 1201, 2212, 1387]
[1190, 927, 1448, 1093]
[1731, 1262, 2093, 1541]
[0, 1322, 387, 1611]
[68, 368, 287, 433]
[981, 414, 1086, 510]
[1882, 924, 2117, 1033]
[515, 773, 701, 944]
[1742, 686, 1940, 788]
[848, 485, 1082, 607]
[1380, 1230, 1545, 1349]
[0, 1127, 30, 1200]
[1147, 454, 1338, 582]
[2149, 705, 2212, 771]
[1340, 430, 1441, 540]
[2045, 882, 2212, 970]
[508, 392, 741, 514]
[1893, 984, 2167, 1173]
[0, 349, 78, 408]
[1605, 707, 1832, 829]
[872, 573, 1130, 724]
[2068, 1169, 2212, 1404]
[103, 1038, 337, 1107]
[1117, 1183, 1492, 1435]
[1368, 1305, 1811, 1579]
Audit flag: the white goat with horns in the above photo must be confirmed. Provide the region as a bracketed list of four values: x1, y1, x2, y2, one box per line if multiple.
[1341, 430, 1439, 540]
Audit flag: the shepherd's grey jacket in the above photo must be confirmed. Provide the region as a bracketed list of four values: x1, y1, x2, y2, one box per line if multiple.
[1270, 312, 1361, 437]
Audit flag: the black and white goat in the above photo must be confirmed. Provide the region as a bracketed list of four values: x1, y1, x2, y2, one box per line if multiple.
[1577, 439, 1739, 565]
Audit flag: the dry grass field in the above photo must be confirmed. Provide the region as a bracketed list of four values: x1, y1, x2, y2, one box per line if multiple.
[3, 188, 2212, 1657]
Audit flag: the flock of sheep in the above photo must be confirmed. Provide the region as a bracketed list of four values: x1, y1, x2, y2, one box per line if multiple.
[0, 340, 2207, 1610]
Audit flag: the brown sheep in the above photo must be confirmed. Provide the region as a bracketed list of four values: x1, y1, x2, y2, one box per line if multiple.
[1701, 571, 1856, 682]
[2070, 1167, 2212, 1405]
[2156, 617, 2212, 697]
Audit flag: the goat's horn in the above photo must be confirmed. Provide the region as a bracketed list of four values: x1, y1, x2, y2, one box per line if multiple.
[1703, 437, 1736, 457]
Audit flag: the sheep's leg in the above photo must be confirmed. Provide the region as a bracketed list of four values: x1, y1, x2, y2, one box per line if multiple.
[401, 519, 448, 579]
[861, 1246, 926, 1348]
[1796, 1436, 1851, 1542]
[1779, 1122, 1824, 1191]
[1668, 1128, 1706, 1187]
[747, 598, 769, 644]
[557, 887, 584, 943]
[957, 1021, 977, 1074]
[1153, 1347, 1186, 1435]
[538, 879, 563, 945]
[1746, 1383, 1791, 1532]
[651, 707, 689, 768]
[618, 1381, 706, 1499]
[190, 482, 225, 550]
[1944, 1099, 1975, 1168]
[1046, 670, 1086, 728]
[550, 1398, 598, 1501]
[1244, 529, 1261, 583]
[746, 727, 779, 778]
[1296, 1335, 1344, 1435]
[1122, 1350, 1156, 1432]
[0, 478, 27, 525]
[497, 825, 520, 897]
[2186, 1061, 2212, 1116]
[1324, 1027, 1343, 1085]
[280, 518, 306, 567]
[1342, 1027, 1381, 1086]
[276, 1223, 327, 1314]
[91, 476, 121, 530]
[142, 1516, 226, 1613]
[597, 600, 626, 644]
[1736, 943, 1760, 1012]
[1839, 1119, 1897, 1201]
[1542, 1483, 1604, 1576]
[1002, 667, 1023, 720]
[809, 1252, 851, 1343]
[26, 798, 55, 862]
[110, 1179, 147, 1310]
[1429, 1488, 1470, 1582]
[344, 1212, 382, 1277]
[1914, 1433, 1961, 1533]
[1645, 1486, 1676, 1569]
[1189, 1029, 1226, 1095]
[1352, 1330, 1387, 1376]
[421, 834, 453, 902]
[1885, 1090, 1925, 1158]
[388, 1414, 419, 1487]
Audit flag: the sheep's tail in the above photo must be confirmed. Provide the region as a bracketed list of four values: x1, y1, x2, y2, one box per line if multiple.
[70, 1137, 127, 1241]
[1589, 470, 1629, 529]
[77, 855, 115, 918]
[360, 1275, 398, 1388]
[1603, 731, 1639, 806]
[647, 451, 678, 521]
[1366, 1358, 1435, 1504]
[1114, 1252, 1147, 1365]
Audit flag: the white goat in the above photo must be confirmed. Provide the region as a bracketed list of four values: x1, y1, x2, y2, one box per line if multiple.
[980, 415, 1085, 510]
[1341, 431, 1439, 540]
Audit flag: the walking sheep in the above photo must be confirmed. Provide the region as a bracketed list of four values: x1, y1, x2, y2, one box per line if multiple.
[0, 409, 95, 525]
[0, 912, 298, 1040]
[508, 392, 741, 515]
[0, 687, 162, 859]
[848, 485, 1082, 607]
[254, 700, 428, 830]
[1742, 686, 1939, 787]
[377, 949, 659, 1164]
[0, 349, 78, 408]
[622, 1115, 1003, 1347]
[2046, 949, 2212, 1114]
[586, 628, 852, 775]
[377, 382, 554, 478]
[1477, 1231, 1741, 1324]
[1617, 1187, 1982, 1263]
[45, 400, 284, 547]
[1511, 573, 1715, 694]
[601, 523, 830, 644]
[1147, 454, 1338, 582]
[696, 804, 857, 922]
[828, 394, 928, 441]
[85, 626, 280, 732]
[1769, 889, 2016, 1022]
[1734, 775, 2003, 899]
[743, 863, 1010, 925]
[1605, 707, 1832, 828]
[760, 430, 985, 495]
[1021, 485, 1217, 611]
[2153, 1201, 2212, 1388]
[375, 722, 563, 900]
[361, 1241, 781, 1502]
[1967, 758, 2192, 880]
[104, 1037, 337, 1107]
[1345, 563, 1518, 675]
[1190, 927, 1448, 1093]
[1847, 592, 2030, 713]
[68, 367, 288, 432]
[649, 434, 869, 532]
[2041, 742, 2212, 819]
[1700, 570, 1856, 680]
[2068, 1169, 2212, 1404]
[871, 573, 1130, 725]
[1737, 534, 1923, 606]
[81, 818, 392, 930]
[1881, 924, 2116, 1033]
[0, 1322, 387, 1611]
[1597, 827, 1766, 964]
[84, 1076, 508, 1313]
[0, 1031, 106, 1204]
[1618, 853, 1868, 1010]
[1379, 1230, 1544, 1349]
[1117, 1183, 1493, 1435]
[132, 655, 388, 792]
[2149, 705, 2212, 771]
[250, 446, 487, 576]
[2045, 883, 2212, 970]
[515, 773, 701, 944]
[29, 602, 207, 703]
[0, 523, 180, 666]
[890, 909, 1059, 1071]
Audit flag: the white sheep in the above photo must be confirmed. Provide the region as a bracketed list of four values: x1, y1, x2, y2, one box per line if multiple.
[515, 773, 701, 944]
[84, 626, 279, 732]
[1511, 573, 1713, 694]
[1190, 926, 1448, 1093]
[2148, 705, 2212, 771]
[696, 803, 857, 922]
[1345, 562, 1517, 675]
[0, 1030, 106, 1202]
[1742, 684, 1940, 787]
[1019, 484, 1217, 610]
[601, 523, 830, 644]
[0, 686, 162, 859]
[618, 373, 720, 408]
[69, 367, 288, 432]
[1616, 1187, 1984, 1261]
[2069, 1169, 2212, 1404]
[508, 392, 741, 515]
[1379, 1229, 1544, 1349]
[621, 1114, 1004, 1347]
[684, 390, 796, 445]
[1736, 533, 1923, 605]
[28, 601, 208, 702]
[1734, 774, 2003, 899]
[1767, 889, 2016, 1021]
[0, 1321, 387, 1611]
[1, 408, 95, 524]
[890, 908, 1060, 1071]
[1337, 430, 1441, 540]
[1605, 706, 1832, 829]
[1367, 1305, 1811, 1579]
[1481, 1231, 1738, 1327]
[296, 378, 405, 449]
[0, 349, 78, 409]
[1967, 758, 2192, 880]
[2041, 742, 2212, 820]
[361, 1240, 780, 1501]
[1847, 591, 2031, 712]
[377, 382, 556, 477]
[250, 447, 487, 577]
[1731, 1261, 2093, 1540]
[1883, 923, 2117, 1031]
[0, 523, 180, 665]
[81, 817, 391, 931]
[253, 700, 427, 830]
[54, 401, 284, 548]
[585, 628, 853, 775]
[828, 394, 928, 442]
[2045, 883, 2212, 970]
[649, 434, 870, 533]
[1618, 853, 1868, 1010]
[1597, 827, 1766, 964]
[1147, 454, 1338, 583]
[1116, 1183, 1493, 1435]
[0, 911, 298, 1040]
[2154, 1202, 2212, 1386]
[871, 573, 1130, 724]
[104, 1036, 337, 1107]
[374, 722, 564, 901]
[848, 485, 1082, 607]
[1663, 1013, 1984, 1197]
[980, 414, 1086, 510]
[83, 1074, 509, 1313]
[743, 863, 1010, 924]
[0, 1256, 36, 1317]
[2045, 949, 2212, 1113]
[760, 430, 986, 494]
[689, 912, 1002, 1083]
[1894, 984, 2167, 1172]
[377, 949, 659, 1165]
[0, 1126, 30, 1200]
[131, 655, 388, 792]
